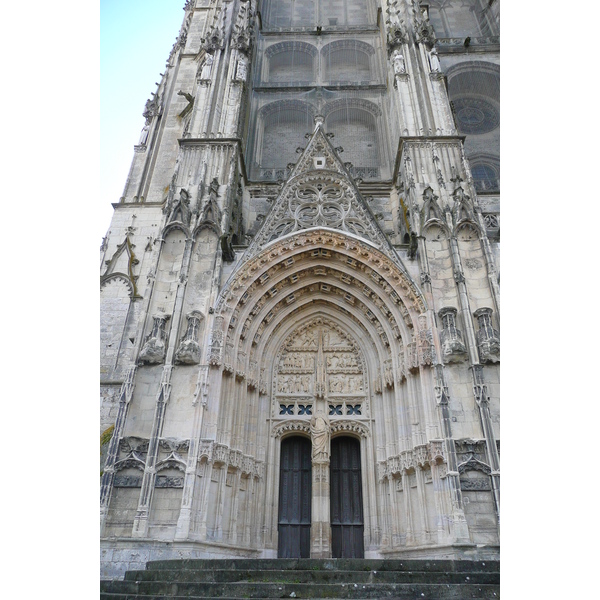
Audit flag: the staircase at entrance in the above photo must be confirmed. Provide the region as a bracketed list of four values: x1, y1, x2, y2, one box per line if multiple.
[100, 558, 500, 598]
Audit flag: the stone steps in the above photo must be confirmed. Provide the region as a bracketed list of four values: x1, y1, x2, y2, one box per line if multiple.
[121, 568, 497, 585]
[101, 558, 500, 599]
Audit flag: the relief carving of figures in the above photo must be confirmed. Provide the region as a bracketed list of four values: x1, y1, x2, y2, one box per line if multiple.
[310, 411, 330, 462]
[326, 352, 359, 372]
[139, 315, 170, 364]
[329, 374, 363, 394]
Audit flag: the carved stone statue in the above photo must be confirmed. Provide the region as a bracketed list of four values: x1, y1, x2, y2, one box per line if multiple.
[200, 53, 214, 80]
[235, 54, 248, 81]
[138, 122, 150, 145]
[310, 411, 330, 462]
[392, 49, 406, 74]
[428, 48, 441, 73]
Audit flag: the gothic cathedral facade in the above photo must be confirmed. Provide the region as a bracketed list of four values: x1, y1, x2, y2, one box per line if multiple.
[100, 0, 500, 579]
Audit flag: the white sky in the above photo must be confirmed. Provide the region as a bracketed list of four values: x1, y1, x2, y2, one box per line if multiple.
[100, 0, 186, 241]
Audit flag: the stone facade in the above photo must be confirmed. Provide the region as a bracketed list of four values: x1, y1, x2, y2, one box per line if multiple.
[101, 0, 500, 579]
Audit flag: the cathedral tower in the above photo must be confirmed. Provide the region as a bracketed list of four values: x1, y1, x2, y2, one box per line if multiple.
[100, 0, 500, 578]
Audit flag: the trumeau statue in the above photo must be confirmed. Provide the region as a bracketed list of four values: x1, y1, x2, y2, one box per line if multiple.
[310, 411, 330, 462]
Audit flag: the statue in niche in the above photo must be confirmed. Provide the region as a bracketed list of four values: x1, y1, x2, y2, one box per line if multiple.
[200, 53, 214, 80]
[138, 122, 150, 145]
[428, 48, 441, 73]
[168, 188, 191, 225]
[310, 411, 330, 462]
[392, 49, 406, 74]
[235, 54, 248, 81]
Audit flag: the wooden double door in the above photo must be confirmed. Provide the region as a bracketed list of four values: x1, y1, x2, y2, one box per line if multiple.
[277, 436, 364, 558]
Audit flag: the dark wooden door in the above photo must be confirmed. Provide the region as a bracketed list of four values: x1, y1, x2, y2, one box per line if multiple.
[330, 436, 364, 558]
[278, 436, 312, 558]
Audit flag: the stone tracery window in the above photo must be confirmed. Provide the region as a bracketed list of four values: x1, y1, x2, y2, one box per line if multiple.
[257, 100, 315, 176]
[324, 102, 381, 178]
[322, 40, 375, 84]
[470, 158, 499, 192]
[266, 41, 317, 84]
[261, 0, 374, 29]
[428, 0, 498, 38]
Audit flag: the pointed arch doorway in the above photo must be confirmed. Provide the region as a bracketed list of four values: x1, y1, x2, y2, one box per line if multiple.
[277, 436, 312, 558]
[330, 436, 364, 558]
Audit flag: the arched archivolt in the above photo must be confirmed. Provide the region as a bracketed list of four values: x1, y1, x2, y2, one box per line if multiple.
[322, 97, 382, 119]
[162, 221, 191, 239]
[321, 39, 376, 57]
[445, 60, 500, 83]
[258, 99, 316, 121]
[212, 229, 431, 402]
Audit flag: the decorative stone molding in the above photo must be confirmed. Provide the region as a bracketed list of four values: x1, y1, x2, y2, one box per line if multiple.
[451, 186, 475, 226]
[421, 186, 444, 228]
[201, 6, 225, 53]
[418, 314, 435, 367]
[166, 188, 191, 227]
[329, 420, 369, 439]
[139, 315, 170, 364]
[273, 420, 311, 438]
[438, 307, 467, 362]
[378, 441, 447, 481]
[100, 234, 140, 298]
[412, 1, 436, 48]
[243, 123, 403, 266]
[114, 475, 142, 487]
[231, 2, 254, 56]
[208, 316, 224, 367]
[474, 308, 500, 363]
[115, 436, 149, 472]
[385, 1, 408, 53]
[216, 228, 426, 319]
[175, 311, 203, 364]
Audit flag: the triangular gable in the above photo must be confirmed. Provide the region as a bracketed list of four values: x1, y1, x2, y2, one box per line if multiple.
[242, 121, 401, 264]
[101, 235, 140, 297]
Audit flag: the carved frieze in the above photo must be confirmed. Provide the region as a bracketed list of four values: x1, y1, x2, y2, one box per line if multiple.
[378, 441, 447, 481]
